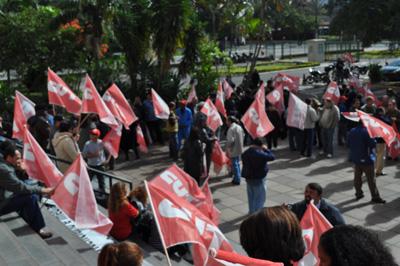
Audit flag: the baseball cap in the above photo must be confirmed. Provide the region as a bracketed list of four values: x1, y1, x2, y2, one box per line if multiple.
[89, 128, 101, 136]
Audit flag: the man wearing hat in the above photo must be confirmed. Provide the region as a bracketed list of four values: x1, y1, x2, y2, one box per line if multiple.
[176, 100, 193, 150]
[82, 128, 107, 192]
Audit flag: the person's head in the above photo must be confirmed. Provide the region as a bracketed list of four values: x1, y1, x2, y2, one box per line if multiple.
[324, 98, 333, 108]
[387, 88, 395, 97]
[226, 116, 238, 127]
[108, 182, 128, 213]
[0, 116, 3, 125]
[129, 186, 148, 206]
[366, 96, 374, 106]
[388, 99, 396, 110]
[179, 99, 187, 109]
[0, 141, 20, 166]
[146, 91, 152, 101]
[35, 104, 47, 117]
[304, 183, 323, 205]
[382, 95, 389, 105]
[353, 98, 361, 109]
[59, 121, 74, 133]
[252, 138, 264, 147]
[54, 115, 64, 128]
[98, 241, 143, 266]
[90, 128, 101, 141]
[318, 225, 396, 266]
[240, 206, 305, 264]
[168, 101, 176, 111]
[305, 98, 312, 105]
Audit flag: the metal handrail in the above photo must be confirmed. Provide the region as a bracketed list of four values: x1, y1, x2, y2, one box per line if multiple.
[1, 136, 133, 196]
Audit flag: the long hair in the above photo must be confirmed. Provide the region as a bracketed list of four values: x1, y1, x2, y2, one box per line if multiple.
[98, 241, 143, 266]
[319, 225, 397, 266]
[108, 182, 128, 214]
[129, 185, 148, 206]
[239, 206, 305, 266]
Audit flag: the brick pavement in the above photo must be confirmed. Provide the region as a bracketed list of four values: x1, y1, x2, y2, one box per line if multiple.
[111, 138, 400, 263]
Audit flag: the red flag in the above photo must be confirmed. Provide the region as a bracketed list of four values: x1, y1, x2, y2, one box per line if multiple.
[151, 89, 170, 120]
[363, 83, 382, 106]
[274, 73, 300, 93]
[348, 76, 364, 92]
[215, 82, 227, 118]
[342, 53, 355, 64]
[103, 122, 122, 158]
[211, 140, 230, 175]
[266, 84, 285, 114]
[146, 181, 233, 266]
[136, 124, 148, 153]
[201, 98, 223, 132]
[201, 180, 220, 226]
[215, 250, 283, 266]
[52, 155, 113, 235]
[323, 82, 340, 104]
[341, 112, 360, 122]
[103, 84, 137, 129]
[47, 68, 82, 115]
[357, 110, 396, 145]
[388, 133, 400, 159]
[241, 86, 274, 139]
[286, 93, 308, 130]
[295, 202, 333, 266]
[187, 84, 198, 103]
[12, 91, 36, 140]
[23, 128, 63, 187]
[222, 80, 233, 100]
[149, 164, 220, 225]
[81, 75, 118, 127]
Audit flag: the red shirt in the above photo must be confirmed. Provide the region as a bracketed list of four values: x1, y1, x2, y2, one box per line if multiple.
[109, 202, 139, 240]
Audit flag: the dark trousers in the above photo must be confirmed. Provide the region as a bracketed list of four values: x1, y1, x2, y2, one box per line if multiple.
[338, 121, 347, 145]
[169, 133, 178, 160]
[354, 164, 380, 200]
[147, 120, 164, 145]
[301, 128, 314, 156]
[88, 165, 106, 192]
[288, 127, 298, 151]
[266, 130, 278, 149]
[0, 194, 45, 232]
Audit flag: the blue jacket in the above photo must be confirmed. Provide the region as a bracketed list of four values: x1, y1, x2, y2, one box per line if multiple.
[176, 107, 193, 127]
[290, 199, 345, 226]
[347, 125, 376, 165]
[143, 100, 158, 121]
[241, 147, 275, 179]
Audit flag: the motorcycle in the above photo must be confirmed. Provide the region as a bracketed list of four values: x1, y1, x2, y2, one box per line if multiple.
[304, 68, 330, 85]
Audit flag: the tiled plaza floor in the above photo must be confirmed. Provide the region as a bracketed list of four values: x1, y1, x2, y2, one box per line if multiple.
[112, 139, 400, 263]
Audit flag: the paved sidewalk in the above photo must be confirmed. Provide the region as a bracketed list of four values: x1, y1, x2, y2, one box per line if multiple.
[112, 140, 400, 263]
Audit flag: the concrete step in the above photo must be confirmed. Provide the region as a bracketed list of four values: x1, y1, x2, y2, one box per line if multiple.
[2, 213, 64, 266]
[41, 208, 97, 266]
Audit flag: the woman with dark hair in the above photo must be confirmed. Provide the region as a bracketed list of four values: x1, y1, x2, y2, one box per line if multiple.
[98, 241, 143, 266]
[239, 206, 305, 266]
[182, 127, 205, 185]
[318, 225, 397, 266]
[108, 182, 139, 241]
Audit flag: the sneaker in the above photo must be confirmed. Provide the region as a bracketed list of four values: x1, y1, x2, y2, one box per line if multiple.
[326, 154, 332, 158]
[371, 198, 386, 204]
[38, 229, 53, 239]
[355, 194, 364, 200]
[376, 172, 386, 177]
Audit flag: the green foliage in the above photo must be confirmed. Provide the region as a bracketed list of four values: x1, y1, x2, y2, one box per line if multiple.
[369, 64, 382, 83]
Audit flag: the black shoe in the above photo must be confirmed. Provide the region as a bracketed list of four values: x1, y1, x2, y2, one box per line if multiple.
[371, 198, 386, 204]
[356, 194, 364, 200]
[231, 181, 240, 186]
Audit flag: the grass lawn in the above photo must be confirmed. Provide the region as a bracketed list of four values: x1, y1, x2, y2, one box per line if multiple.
[220, 61, 320, 75]
[358, 50, 400, 59]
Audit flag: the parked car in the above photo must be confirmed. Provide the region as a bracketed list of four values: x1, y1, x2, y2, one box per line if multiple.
[381, 59, 400, 81]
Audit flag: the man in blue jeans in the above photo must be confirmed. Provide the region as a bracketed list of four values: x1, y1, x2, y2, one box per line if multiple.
[0, 141, 55, 239]
[176, 100, 193, 150]
[241, 138, 275, 214]
[226, 116, 244, 185]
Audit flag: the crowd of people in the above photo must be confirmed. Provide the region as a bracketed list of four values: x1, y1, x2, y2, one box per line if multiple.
[1, 71, 400, 265]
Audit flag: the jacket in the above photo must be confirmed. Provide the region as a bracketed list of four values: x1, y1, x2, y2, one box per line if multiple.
[241, 147, 275, 179]
[183, 139, 204, 181]
[176, 107, 193, 127]
[347, 125, 376, 165]
[0, 157, 42, 210]
[226, 123, 244, 158]
[304, 106, 319, 129]
[52, 132, 80, 173]
[290, 199, 345, 226]
[319, 105, 340, 129]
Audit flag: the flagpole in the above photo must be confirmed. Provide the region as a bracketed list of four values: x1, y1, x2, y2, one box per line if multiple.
[144, 181, 172, 266]
[40, 173, 67, 209]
